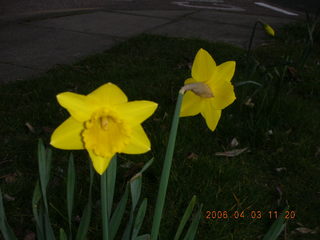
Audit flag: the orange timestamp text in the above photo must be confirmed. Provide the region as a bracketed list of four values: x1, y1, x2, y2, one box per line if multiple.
[205, 210, 296, 220]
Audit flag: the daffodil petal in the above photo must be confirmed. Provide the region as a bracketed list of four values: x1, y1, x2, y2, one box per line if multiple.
[116, 101, 158, 125]
[57, 92, 95, 122]
[87, 82, 128, 107]
[122, 125, 151, 154]
[184, 78, 196, 85]
[201, 100, 222, 131]
[50, 117, 84, 150]
[88, 150, 113, 175]
[180, 91, 203, 117]
[192, 49, 216, 83]
[211, 61, 235, 83]
[210, 80, 236, 110]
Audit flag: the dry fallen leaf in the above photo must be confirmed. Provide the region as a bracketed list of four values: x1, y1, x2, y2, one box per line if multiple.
[120, 161, 134, 169]
[4, 194, 15, 201]
[25, 122, 35, 133]
[5, 173, 17, 183]
[74, 215, 81, 223]
[162, 112, 168, 121]
[275, 167, 287, 173]
[275, 168, 287, 172]
[245, 98, 254, 107]
[295, 227, 317, 234]
[276, 186, 282, 206]
[177, 57, 192, 70]
[187, 152, 199, 160]
[230, 138, 239, 148]
[215, 148, 248, 157]
[153, 112, 168, 122]
[42, 126, 54, 133]
[287, 66, 299, 80]
[24, 232, 36, 240]
[285, 128, 292, 135]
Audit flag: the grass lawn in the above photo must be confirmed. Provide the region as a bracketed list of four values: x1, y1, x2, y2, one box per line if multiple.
[0, 20, 319, 240]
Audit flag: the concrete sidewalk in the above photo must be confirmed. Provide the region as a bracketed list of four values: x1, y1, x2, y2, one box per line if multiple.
[0, 4, 299, 84]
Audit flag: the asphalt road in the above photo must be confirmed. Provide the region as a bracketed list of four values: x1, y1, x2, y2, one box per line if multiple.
[0, 0, 300, 83]
[0, 0, 312, 17]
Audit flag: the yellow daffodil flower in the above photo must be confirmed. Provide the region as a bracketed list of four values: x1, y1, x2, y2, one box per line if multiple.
[263, 23, 275, 37]
[50, 82, 158, 175]
[180, 49, 236, 131]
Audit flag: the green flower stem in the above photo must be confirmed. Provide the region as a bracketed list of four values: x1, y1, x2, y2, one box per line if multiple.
[151, 91, 184, 240]
[247, 21, 259, 60]
[101, 170, 110, 240]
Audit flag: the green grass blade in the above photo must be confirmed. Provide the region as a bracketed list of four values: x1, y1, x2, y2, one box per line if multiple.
[0, 188, 17, 240]
[49, 203, 68, 222]
[32, 180, 44, 240]
[139, 158, 154, 175]
[59, 228, 67, 240]
[38, 206, 45, 240]
[67, 153, 76, 238]
[88, 158, 94, 196]
[234, 81, 263, 87]
[151, 92, 184, 240]
[75, 160, 94, 240]
[37, 139, 55, 240]
[130, 174, 142, 211]
[107, 155, 117, 219]
[75, 202, 92, 240]
[110, 183, 129, 240]
[122, 174, 142, 240]
[44, 214, 56, 240]
[182, 204, 203, 240]
[46, 148, 52, 186]
[132, 198, 148, 240]
[136, 234, 150, 240]
[38, 139, 49, 212]
[174, 196, 197, 240]
[263, 207, 289, 240]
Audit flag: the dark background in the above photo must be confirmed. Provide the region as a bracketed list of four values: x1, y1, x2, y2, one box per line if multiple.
[267, 0, 320, 12]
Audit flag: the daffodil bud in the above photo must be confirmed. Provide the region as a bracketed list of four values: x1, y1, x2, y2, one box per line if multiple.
[262, 23, 275, 37]
[264, 24, 275, 37]
[180, 82, 214, 98]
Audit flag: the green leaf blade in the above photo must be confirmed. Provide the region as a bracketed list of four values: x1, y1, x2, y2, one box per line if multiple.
[107, 155, 117, 219]
[263, 207, 289, 240]
[174, 196, 197, 240]
[132, 198, 148, 240]
[110, 183, 129, 240]
[67, 153, 76, 237]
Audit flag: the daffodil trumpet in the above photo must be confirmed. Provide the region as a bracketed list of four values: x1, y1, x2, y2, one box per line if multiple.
[179, 82, 214, 98]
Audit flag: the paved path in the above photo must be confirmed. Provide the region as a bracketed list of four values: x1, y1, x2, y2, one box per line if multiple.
[0, 0, 301, 84]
